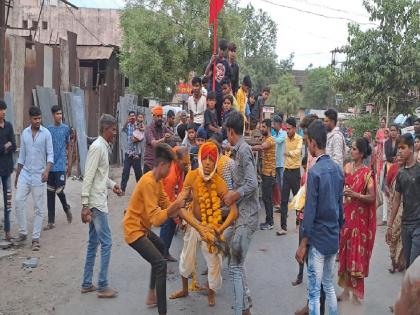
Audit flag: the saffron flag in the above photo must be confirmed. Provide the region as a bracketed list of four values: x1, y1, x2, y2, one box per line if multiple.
[209, 0, 224, 25]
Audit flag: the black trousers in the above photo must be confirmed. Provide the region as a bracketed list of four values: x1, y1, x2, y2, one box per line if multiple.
[47, 171, 69, 224]
[130, 231, 167, 314]
[143, 164, 153, 175]
[120, 153, 143, 192]
[261, 175, 276, 225]
[401, 225, 420, 267]
[280, 168, 301, 230]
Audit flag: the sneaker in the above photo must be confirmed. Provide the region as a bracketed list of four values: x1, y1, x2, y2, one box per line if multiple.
[260, 223, 274, 230]
[32, 240, 41, 251]
[43, 223, 56, 231]
[14, 234, 27, 243]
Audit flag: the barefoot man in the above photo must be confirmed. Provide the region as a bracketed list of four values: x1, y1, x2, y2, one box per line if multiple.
[170, 141, 238, 306]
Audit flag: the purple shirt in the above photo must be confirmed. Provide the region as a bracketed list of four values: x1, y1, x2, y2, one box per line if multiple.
[144, 121, 171, 169]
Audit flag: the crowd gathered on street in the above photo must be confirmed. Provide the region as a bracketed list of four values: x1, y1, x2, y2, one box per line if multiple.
[1, 39, 420, 315]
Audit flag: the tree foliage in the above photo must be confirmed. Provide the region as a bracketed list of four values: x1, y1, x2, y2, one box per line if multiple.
[345, 113, 380, 139]
[269, 73, 302, 116]
[334, 0, 420, 112]
[238, 4, 279, 92]
[302, 67, 335, 110]
[120, 0, 280, 99]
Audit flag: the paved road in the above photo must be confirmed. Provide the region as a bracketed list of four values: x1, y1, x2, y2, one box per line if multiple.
[0, 168, 402, 315]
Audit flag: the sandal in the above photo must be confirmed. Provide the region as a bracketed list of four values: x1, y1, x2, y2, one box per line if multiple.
[32, 240, 41, 251]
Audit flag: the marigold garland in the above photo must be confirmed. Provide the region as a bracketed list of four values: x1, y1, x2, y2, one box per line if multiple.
[197, 177, 223, 254]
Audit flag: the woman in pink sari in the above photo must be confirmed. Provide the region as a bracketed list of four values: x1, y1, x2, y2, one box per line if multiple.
[375, 117, 387, 182]
[338, 138, 376, 304]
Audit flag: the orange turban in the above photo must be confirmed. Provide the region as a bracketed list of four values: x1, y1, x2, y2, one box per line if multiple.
[152, 106, 163, 116]
[200, 142, 218, 163]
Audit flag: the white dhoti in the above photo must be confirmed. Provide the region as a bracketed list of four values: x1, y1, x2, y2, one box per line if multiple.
[179, 225, 223, 291]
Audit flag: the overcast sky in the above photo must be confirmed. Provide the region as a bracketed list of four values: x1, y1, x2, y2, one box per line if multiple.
[70, 0, 374, 69]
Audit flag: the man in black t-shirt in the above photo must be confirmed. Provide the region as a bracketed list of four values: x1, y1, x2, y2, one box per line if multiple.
[387, 133, 420, 267]
[227, 42, 240, 95]
[204, 39, 231, 124]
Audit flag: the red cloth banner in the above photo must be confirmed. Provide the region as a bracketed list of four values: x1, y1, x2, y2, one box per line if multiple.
[209, 0, 224, 25]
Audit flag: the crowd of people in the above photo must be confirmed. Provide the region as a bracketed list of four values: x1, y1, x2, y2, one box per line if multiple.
[0, 38, 420, 315]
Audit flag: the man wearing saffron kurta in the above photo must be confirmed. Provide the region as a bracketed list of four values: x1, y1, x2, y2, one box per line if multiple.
[160, 146, 190, 262]
[170, 141, 238, 306]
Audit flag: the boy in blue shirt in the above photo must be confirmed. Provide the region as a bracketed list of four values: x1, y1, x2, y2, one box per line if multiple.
[45, 106, 72, 230]
[295, 120, 343, 315]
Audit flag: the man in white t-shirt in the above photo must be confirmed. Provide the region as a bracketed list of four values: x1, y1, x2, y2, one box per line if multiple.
[187, 76, 206, 127]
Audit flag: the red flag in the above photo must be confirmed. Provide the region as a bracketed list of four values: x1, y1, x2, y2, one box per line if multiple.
[209, 0, 224, 25]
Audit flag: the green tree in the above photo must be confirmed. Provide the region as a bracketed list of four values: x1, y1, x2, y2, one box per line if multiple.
[121, 0, 243, 98]
[302, 67, 335, 109]
[269, 73, 302, 115]
[238, 4, 279, 92]
[120, 0, 280, 99]
[346, 113, 380, 139]
[334, 0, 420, 113]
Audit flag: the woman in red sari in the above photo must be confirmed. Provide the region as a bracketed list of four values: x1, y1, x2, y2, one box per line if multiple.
[338, 138, 376, 304]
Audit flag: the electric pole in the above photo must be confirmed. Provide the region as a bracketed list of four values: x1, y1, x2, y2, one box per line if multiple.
[0, 0, 5, 98]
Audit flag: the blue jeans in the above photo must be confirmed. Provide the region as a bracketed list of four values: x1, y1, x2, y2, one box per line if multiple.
[307, 246, 338, 315]
[159, 218, 177, 257]
[276, 167, 283, 188]
[120, 153, 142, 192]
[226, 225, 253, 315]
[1, 175, 12, 232]
[82, 208, 112, 291]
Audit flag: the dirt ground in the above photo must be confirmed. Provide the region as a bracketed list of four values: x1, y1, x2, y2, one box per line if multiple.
[0, 167, 126, 315]
[0, 167, 403, 315]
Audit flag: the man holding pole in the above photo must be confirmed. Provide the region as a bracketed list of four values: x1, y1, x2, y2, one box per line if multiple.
[204, 39, 231, 124]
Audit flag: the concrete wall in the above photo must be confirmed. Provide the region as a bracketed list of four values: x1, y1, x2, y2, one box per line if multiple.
[7, 5, 121, 46]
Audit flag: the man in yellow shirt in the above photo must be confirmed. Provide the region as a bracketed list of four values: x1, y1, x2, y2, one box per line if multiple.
[123, 143, 185, 315]
[252, 119, 276, 230]
[278, 117, 302, 236]
[236, 75, 252, 120]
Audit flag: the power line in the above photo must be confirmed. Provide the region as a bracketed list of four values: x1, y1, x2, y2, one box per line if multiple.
[258, 0, 377, 26]
[293, 51, 331, 56]
[277, 22, 346, 43]
[64, 4, 106, 45]
[291, 0, 370, 18]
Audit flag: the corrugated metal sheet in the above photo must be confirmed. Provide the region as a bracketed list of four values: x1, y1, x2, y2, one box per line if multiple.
[77, 46, 114, 60]
[44, 46, 53, 88]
